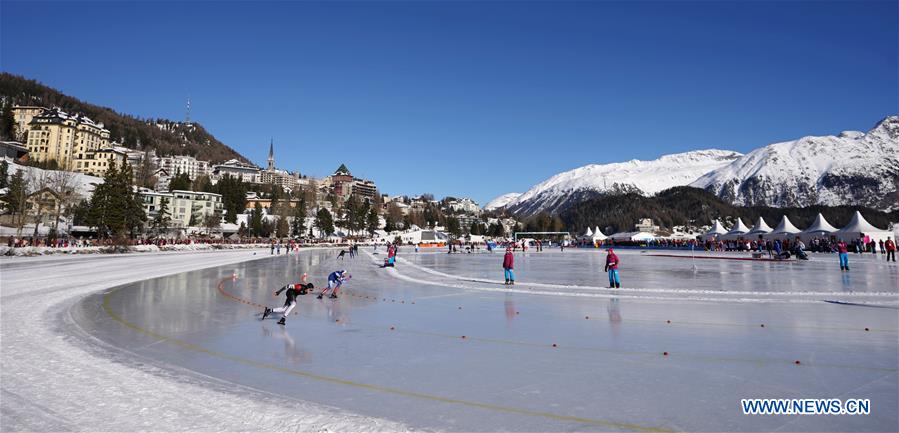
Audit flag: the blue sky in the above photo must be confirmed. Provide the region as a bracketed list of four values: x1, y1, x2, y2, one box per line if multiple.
[2, 1, 896, 205]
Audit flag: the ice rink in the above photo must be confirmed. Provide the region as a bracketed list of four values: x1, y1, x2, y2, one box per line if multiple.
[60, 247, 898, 432]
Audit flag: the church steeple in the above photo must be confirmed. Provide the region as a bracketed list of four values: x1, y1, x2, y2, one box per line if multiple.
[267, 138, 274, 171]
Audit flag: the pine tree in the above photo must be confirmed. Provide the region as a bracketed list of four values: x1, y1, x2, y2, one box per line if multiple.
[0, 101, 15, 140]
[0, 160, 8, 189]
[2, 169, 28, 235]
[366, 206, 379, 235]
[249, 202, 264, 237]
[315, 208, 334, 237]
[291, 199, 306, 237]
[216, 174, 247, 224]
[168, 171, 192, 191]
[152, 197, 172, 236]
[121, 163, 146, 238]
[384, 214, 397, 232]
[446, 216, 462, 238]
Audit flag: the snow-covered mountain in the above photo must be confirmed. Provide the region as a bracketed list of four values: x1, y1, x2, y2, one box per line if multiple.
[484, 193, 521, 211]
[506, 150, 743, 216]
[691, 116, 899, 211]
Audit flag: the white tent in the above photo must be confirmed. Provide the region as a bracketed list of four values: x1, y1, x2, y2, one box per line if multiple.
[769, 216, 802, 239]
[592, 228, 607, 241]
[583, 227, 593, 237]
[609, 231, 655, 242]
[745, 217, 773, 238]
[800, 213, 838, 240]
[722, 218, 750, 240]
[703, 219, 728, 240]
[836, 211, 892, 243]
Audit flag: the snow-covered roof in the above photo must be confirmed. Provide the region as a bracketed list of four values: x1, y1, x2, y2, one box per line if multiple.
[802, 213, 838, 234]
[771, 216, 802, 235]
[746, 217, 773, 235]
[838, 211, 888, 234]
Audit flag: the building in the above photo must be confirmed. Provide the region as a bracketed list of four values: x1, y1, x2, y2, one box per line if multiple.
[0, 141, 28, 161]
[139, 188, 223, 228]
[211, 159, 261, 184]
[155, 154, 209, 180]
[139, 188, 174, 222]
[447, 198, 481, 214]
[24, 108, 110, 170]
[74, 147, 128, 177]
[635, 218, 660, 233]
[11, 106, 45, 141]
[324, 164, 378, 203]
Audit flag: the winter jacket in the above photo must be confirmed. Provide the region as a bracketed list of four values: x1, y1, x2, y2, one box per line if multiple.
[837, 242, 848, 253]
[605, 252, 619, 271]
[502, 252, 514, 269]
[886, 240, 896, 252]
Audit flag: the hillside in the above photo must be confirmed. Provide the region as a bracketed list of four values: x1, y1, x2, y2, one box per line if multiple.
[505, 150, 742, 216]
[0, 73, 250, 164]
[559, 186, 897, 235]
[692, 116, 899, 211]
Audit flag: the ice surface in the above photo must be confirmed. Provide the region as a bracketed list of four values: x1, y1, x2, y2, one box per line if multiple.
[1, 249, 409, 432]
[56, 248, 899, 432]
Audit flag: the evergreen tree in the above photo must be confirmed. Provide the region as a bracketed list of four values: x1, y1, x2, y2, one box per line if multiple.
[469, 222, 482, 235]
[152, 197, 172, 236]
[121, 163, 147, 237]
[366, 206, 379, 235]
[71, 199, 91, 226]
[168, 171, 192, 191]
[275, 215, 289, 238]
[384, 214, 397, 232]
[0, 101, 15, 140]
[315, 208, 334, 237]
[216, 174, 247, 224]
[85, 162, 146, 239]
[249, 202, 264, 237]
[291, 199, 306, 237]
[2, 169, 28, 235]
[192, 175, 213, 193]
[0, 160, 8, 189]
[446, 216, 462, 238]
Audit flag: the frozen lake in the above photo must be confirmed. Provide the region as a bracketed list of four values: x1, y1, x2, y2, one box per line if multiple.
[71, 248, 898, 432]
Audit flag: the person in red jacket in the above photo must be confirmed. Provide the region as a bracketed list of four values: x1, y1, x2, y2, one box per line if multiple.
[503, 247, 515, 285]
[886, 237, 896, 263]
[837, 240, 850, 271]
[605, 248, 620, 288]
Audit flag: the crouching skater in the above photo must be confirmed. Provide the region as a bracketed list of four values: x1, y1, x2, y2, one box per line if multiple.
[263, 273, 314, 326]
[318, 270, 351, 299]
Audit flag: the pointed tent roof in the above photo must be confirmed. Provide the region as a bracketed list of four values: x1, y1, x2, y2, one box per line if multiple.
[802, 213, 838, 234]
[838, 211, 886, 234]
[334, 164, 352, 176]
[593, 227, 607, 240]
[583, 227, 593, 237]
[771, 216, 802, 235]
[725, 218, 750, 236]
[706, 219, 728, 235]
[746, 217, 773, 235]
